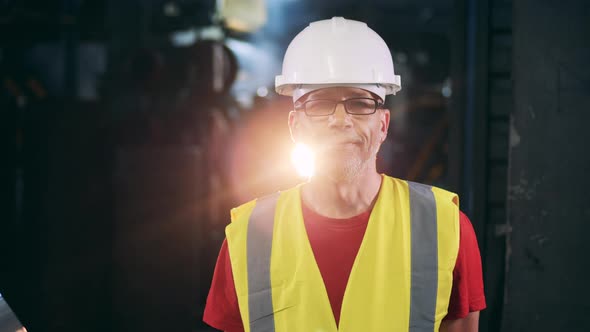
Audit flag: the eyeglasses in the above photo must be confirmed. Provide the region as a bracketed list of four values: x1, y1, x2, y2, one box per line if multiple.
[294, 98, 383, 117]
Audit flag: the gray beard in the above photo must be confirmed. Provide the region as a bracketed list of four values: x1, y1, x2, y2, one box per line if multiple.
[318, 155, 366, 182]
[312, 141, 382, 182]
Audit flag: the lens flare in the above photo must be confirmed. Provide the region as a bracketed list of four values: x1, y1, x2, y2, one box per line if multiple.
[291, 143, 315, 178]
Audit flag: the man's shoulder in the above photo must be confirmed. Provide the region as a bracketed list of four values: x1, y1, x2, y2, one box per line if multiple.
[230, 198, 258, 225]
[382, 175, 458, 196]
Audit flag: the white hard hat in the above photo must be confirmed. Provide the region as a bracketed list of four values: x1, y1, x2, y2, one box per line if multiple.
[275, 17, 401, 102]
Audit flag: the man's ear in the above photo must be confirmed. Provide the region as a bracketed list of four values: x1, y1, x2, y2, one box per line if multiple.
[288, 110, 299, 143]
[380, 108, 391, 143]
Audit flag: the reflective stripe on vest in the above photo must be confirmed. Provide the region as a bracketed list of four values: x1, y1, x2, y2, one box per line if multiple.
[246, 183, 440, 332]
[247, 192, 280, 332]
[408, 181, 438, 332]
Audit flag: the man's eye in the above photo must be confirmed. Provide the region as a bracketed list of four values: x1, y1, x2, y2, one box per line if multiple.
[349, 100, 371, 107]
[349, 99, 374, 108]
[307, 101, 333, 109]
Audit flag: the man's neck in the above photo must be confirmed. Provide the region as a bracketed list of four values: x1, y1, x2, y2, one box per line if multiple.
[301, 168, 383, 219]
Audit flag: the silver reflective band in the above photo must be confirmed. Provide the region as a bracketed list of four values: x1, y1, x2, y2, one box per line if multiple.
[247, 192, 280, 332]
[408, 182, 438, 332]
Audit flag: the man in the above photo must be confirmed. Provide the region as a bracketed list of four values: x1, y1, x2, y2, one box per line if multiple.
[204, 17, 486, 331]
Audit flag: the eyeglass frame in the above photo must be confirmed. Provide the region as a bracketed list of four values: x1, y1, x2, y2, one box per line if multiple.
[293, 97, 384, 117]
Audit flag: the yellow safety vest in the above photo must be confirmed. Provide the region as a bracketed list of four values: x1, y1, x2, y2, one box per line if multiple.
[226, 175, 460, 332]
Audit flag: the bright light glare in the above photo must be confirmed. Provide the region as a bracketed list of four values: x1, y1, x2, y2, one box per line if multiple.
[291, 143, 315, 178]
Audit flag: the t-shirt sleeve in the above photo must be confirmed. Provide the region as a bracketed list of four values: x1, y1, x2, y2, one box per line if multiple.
[444, 211, 487, 320]
[203, 239, 245, 332]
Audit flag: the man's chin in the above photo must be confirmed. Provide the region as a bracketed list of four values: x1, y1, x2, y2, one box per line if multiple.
[316, 158, 364, 181]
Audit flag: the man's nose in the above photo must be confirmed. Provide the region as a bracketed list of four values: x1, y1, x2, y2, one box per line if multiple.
[328, 103, 353, 127]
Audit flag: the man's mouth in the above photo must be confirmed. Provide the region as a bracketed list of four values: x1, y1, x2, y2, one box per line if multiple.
[316, 140, 361, 153]
[327, 138, 361, 146]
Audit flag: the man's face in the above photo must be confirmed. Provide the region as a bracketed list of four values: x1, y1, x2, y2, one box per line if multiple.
[288, 87, 390, 180]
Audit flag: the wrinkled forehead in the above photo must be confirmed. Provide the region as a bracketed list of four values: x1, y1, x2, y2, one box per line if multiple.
[298, 87, 377, 103]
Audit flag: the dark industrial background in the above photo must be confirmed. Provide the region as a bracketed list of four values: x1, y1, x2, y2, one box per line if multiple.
[1, 0, 589, 331]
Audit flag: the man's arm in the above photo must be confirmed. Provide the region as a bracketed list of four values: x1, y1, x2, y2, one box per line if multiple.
[440, 311, 480, 332]
[442, 212, 486, 330]
[203, 239, 245, 332]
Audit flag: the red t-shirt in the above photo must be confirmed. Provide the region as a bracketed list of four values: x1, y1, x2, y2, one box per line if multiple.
[203, 203, 486, 331]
